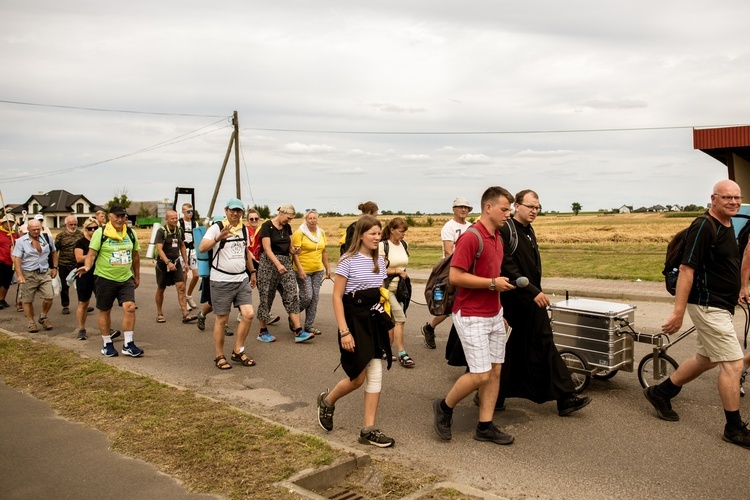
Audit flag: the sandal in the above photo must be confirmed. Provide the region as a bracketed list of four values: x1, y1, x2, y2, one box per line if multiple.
[214, 355, 232, 370]
[28, 322, 39, 333]
[156, 314, 166, 323]
[182, 314, 198, 323]
[231, 349, 256, 366]
[398, 352, 415, 368]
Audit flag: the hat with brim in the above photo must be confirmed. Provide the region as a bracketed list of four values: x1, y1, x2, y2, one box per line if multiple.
[1, 213, 15, 223]
[452, 196, 473, 211]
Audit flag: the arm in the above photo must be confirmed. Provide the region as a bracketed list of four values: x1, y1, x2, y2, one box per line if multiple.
[13, 255, 25, 284]
[322, 248, 331, 279]
[74, 247, 86, 264]
[77, 248, 98, 276]
[50, 250, 58, 278]
[132, 251, 140, 288]
[246, 242, 257, 288]
[332, 274, 355, 352]
[741, 244, 750, 303]
[449, 267, 515, 292]
[662, 264, 693, 334]
[261, 236, 286, 273]
[442, 240, 455, 256]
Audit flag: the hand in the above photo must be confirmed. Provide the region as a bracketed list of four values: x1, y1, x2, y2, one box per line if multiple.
[740, 287, 750, 304]
[75, 266, 89, 277]
[661, 312, 683, 335]
[250, 275, 257, 288]
[16, 275, 25, 284]
[495, 276, 515, 292]
[276, 264, 287, 275]
[133, 275, 140, 289]
[534, 292, 551, 308]
[341, 334, 355, 352]
[298, 270, 307, 280]
[50, 269, 58, 279]
[399, 270, 408, 279]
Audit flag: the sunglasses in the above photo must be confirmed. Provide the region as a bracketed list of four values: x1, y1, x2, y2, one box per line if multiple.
[305, 208, 317, 213]
[186, 210, 194, 214]
[248, 217, 259, 221]
[85, 226, 97, 231]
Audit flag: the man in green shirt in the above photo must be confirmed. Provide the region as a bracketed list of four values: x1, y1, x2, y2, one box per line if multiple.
[78, 204, 142, 358]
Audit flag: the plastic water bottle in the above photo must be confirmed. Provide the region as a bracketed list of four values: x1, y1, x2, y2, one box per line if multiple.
[66, 268, 77, 287]
[433, 279, 445, 307]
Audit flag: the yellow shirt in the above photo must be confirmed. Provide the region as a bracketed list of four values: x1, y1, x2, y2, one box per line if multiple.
[292, 227, 327, 273]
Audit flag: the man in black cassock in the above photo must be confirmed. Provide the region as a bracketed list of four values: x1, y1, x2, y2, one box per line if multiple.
[498, 190, 591, 416]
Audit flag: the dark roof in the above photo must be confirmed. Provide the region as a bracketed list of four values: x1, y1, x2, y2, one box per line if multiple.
[11, 190, 102, 214]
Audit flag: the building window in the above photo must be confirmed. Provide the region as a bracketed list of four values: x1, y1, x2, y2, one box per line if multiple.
[32, 203, 39, 214]
[76, 203, 84, 214]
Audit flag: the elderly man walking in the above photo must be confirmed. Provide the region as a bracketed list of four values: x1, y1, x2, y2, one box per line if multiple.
[12, 219, 58, 332]
[55, 215, 83, 315]
[154, 210, 197, 323]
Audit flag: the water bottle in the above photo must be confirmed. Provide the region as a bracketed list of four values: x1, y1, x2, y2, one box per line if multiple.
[433, 279, 445, 307]
[66, 268, 77, 287]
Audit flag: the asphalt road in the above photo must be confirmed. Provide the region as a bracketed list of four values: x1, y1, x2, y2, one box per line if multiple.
[1, 270, 749, 499]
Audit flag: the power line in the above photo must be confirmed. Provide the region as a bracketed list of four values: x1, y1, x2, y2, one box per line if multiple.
[0, 99, 228, 118]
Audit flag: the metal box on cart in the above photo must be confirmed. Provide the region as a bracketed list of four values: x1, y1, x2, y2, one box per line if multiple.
[550, 298, 636, 373]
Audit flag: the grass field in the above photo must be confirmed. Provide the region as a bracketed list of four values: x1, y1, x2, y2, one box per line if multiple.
[114, 212, 696, 282]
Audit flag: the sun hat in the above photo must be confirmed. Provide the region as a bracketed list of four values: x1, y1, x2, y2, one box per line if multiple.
[452, 196, 473, 211]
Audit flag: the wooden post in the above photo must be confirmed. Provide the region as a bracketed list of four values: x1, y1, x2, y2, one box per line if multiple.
[233, 111, 241, 199]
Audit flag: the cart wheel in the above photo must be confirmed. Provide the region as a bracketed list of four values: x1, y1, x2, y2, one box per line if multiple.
[559, 351, 591, 394]
[592, 369, 619, 381]
[637, 353, 679, 388]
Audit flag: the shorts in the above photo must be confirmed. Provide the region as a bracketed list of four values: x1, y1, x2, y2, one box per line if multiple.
[0, 262, 13, 288]
[76, 271, 96, 302]
[686, 304, 743, 362]
[210, 278, 253, 316]
[180, 249, 198, 271]
[387, 278, 406, 323]
[95, 276, 136, 310]
[155, 260, 184, 287]
[20, 270, 54, 303]
[452, 309, 507, 373]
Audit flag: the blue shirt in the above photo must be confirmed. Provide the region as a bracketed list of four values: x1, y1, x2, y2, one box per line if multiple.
[11, 233, 56, 272]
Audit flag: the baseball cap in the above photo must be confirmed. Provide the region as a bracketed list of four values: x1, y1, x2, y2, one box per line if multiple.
[452, 196, 473, 211]
[34, 214, 44, 221]
[225, 198, 244, 211]
[109, 204, 127, 216]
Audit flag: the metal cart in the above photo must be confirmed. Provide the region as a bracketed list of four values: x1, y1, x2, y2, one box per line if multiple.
[550, 297, 693, 393]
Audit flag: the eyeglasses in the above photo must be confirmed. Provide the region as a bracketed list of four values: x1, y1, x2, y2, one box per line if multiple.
[713, 194, 743, 202]
[186, 210, 194, 214]
[519, 204, 542, 212]
[247, 217, 259, 221]
[85, 226, 97, 232]
[228, 208, 243, 213]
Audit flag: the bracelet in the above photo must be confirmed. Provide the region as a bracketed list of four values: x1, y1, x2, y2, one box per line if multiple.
[339, 332, 351, 339]
[248, 270, 257, 274]
[50, 266, 57, 269]
[338, 328, 350, 336]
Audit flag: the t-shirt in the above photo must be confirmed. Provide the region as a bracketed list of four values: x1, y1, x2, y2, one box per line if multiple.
[336, 253, 387, 294]
[89, 227, 140, 283]
[55, 229, 83, 267]
[292, 227, 327, 273]
[74, 237, 96, 277]
[451, 222, 503, 317]
[682, 213, 740, 313]
[0, 230, 15, 265]
[155, 225, 184, 261]
[180, 219, 197, 249]
[441, 219, 472, 257]
[258, 220, 292, 256]
[204, 221, 250, 283]
[378, 240, 409, 270]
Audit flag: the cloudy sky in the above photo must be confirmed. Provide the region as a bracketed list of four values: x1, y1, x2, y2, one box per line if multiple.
[2, 1, 750, 215]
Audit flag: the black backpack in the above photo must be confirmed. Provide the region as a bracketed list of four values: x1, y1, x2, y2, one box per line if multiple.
[663, 214, 716, 295]
[737, 217, 750, 262]
[424, 227, 482, 316]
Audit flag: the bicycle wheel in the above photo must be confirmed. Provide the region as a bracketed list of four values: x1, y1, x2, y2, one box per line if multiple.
[559, 351, 591, 394]
[637, 353, 679, 388]
[592, 369, 619, 381]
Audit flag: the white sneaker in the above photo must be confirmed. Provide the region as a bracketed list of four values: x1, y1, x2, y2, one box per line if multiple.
[187, 296, 197, 310]
[237, 312, 242, 323]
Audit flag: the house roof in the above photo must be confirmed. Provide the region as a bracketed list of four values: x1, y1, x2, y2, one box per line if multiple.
[10, 190, 102, 214]
[694, 126, 750, 165]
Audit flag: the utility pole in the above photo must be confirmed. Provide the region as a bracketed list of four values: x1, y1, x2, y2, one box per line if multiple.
[207, 111, 241, 218]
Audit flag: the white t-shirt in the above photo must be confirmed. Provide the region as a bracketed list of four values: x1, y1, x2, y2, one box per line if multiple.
[378, 240, 409, 269]
[440, 219, 472, 257]
[204, 223, 250, 282]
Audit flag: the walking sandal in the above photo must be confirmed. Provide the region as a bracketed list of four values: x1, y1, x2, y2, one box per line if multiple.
[214, 355, 232, 370]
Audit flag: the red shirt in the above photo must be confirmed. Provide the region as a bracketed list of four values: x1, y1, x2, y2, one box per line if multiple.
[247, 225, 261, 262]
[0, 230, 16, 265]
[450, 222, 503, 317]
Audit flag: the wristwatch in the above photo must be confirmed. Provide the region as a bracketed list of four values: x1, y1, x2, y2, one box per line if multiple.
[489, 278, 496, 291]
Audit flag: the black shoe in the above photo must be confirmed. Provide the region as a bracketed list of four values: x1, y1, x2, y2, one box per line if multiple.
[61, 307, 70, 315]
[109, 329, 121, 341]
[359, 429, 395, 448]
[0, 300, 10, 308]
[268, 315, 281, 325]
[644, 386, 679, 421]
[317, 390, 335, 432]
[474, 423, 514, 445]
[723, 421, 750, 449]
[87, 306, 95, 313]
[472, 391, 505, 411]
[557, 395, 591, 416]
[433, 398, 452, 440]
[421, 323, 436, 349]
[77, 328, 87, 341]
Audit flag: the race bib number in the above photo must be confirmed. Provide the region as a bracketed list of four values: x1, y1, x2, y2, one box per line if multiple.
[109, 250, 132, 266]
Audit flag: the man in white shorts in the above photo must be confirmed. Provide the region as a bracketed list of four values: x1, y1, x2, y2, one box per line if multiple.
[432, 186, 517, 446]
[180, 203, 200, 310]
[421, 196, 473, 349]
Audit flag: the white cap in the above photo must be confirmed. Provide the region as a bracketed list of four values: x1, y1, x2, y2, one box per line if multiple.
[452, 196, 473, 211]
[34, 214, 44, 221]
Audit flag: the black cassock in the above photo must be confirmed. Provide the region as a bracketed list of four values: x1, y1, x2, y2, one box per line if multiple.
[498, 218, 574, 403]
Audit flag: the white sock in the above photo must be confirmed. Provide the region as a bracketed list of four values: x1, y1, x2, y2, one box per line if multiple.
[124, 331, 134, 344]
[101, 336, 111, 346]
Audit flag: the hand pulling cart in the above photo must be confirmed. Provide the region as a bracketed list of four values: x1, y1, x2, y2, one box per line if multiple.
[550, 297, 693, 393]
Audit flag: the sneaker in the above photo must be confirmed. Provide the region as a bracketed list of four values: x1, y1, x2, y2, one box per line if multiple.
[224, 325, 234, 336]
[723, 421, 750, 449]
[472, 391, 506, 411]
[77, 328, 87, 341]
[740, 368, 747, 398]
[474, 423, 514, 445]
[268, 315, 281, 325]
[557, 395, 592, 416]
[0, 299, 10, 308]
[359, 429, 395, 448]
[122, 342, 144, 357]
[101, 342, 118, 357]
[257, 332, 277, 343]
[61, 307, 70, 315]
[187, 296, 197, 309]
[295, 331, 314, 343]
[644, 386, 679, 421]
[433, 398, 452, 440]
[87, 306, 95, 313]
[109, 329, 121, 341]
[317, 390, 335, 431]
[421, 323, 436, 349]
[39, 316, 53, 330]
[197, 313, 206, 331]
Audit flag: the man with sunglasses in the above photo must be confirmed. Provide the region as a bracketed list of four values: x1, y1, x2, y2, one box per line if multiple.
[54, 215, 83, 315]
[180, 203, 200, 310]
[496, 189, 590, 416]
[646, 179, 749, 449]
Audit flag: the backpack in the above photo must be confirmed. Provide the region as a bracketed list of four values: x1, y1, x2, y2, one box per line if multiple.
[209, 221, 248, 275]
[503, 218, 519, 255]
[737, 216, 750, 262]
[663, 214, 716, 295]
[424, 226, 482, 316]
[339, 221, 356, 256]
[179, 218, 195, 249]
